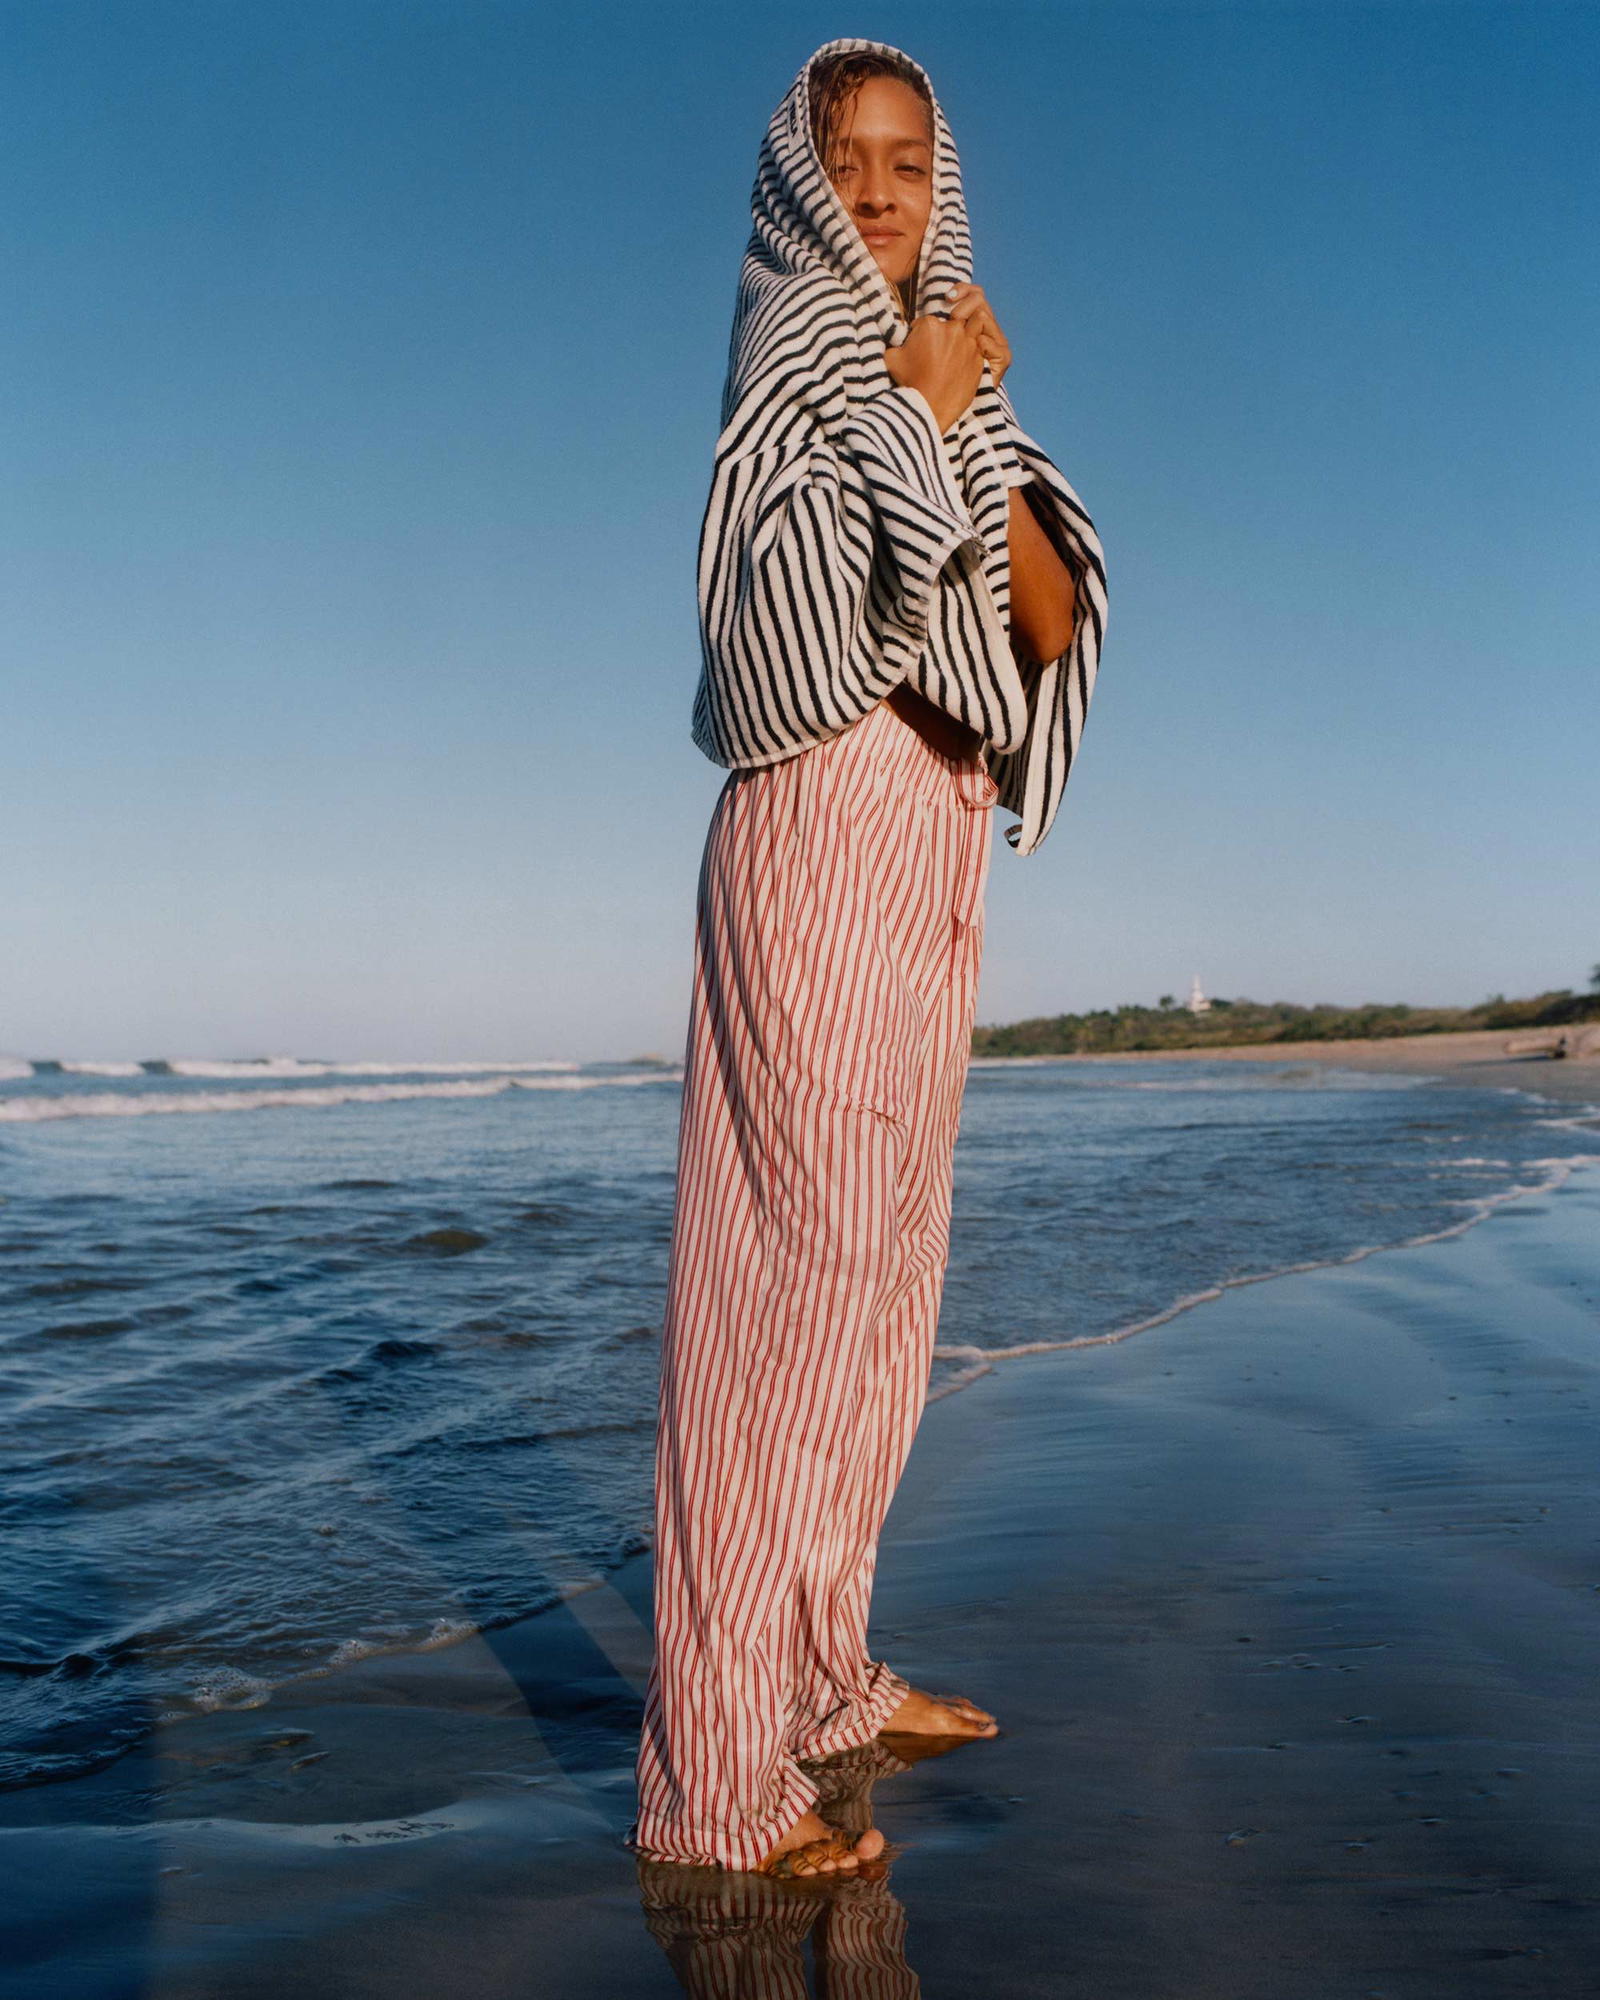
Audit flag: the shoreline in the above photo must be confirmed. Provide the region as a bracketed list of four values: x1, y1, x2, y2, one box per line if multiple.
[929, 1147, 1599, 1399]
[974, 1024, 1600, 1106]
[934, 1029, 1598, 1393]
[3, 1062, 1599, 1994]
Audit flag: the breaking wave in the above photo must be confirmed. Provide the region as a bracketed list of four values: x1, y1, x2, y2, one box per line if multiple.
[0, 1070, 681, 1122]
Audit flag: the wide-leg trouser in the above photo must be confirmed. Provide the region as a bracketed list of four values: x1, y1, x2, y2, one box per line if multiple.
[628, 696, 998, 1870]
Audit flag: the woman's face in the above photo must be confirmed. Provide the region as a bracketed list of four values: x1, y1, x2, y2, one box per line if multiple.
[821, 75, 933, 292]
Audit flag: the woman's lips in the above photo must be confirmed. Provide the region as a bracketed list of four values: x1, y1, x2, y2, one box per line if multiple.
[862, 232, 901, 248]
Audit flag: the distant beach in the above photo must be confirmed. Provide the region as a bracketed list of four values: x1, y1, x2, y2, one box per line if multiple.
[1055, 1024, 1600, 1105]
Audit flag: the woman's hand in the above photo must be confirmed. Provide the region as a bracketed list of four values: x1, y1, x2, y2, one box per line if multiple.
[883, 284, 1011, 434]
[944, 283, 1012, 385]
[883, 311, 985, 436]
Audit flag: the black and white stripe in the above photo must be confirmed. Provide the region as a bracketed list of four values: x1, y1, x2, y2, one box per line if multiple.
[690, 35, 1109, 858]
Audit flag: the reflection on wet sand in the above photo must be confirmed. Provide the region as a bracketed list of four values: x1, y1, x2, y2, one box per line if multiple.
[636, 1740, 925, 1998]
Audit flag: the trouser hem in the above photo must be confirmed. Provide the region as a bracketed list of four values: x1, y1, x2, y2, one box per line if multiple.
[789, 1660, 912, 1763]
[625, 1759, 821, 1872]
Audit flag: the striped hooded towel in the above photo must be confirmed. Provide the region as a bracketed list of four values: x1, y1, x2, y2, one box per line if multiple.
[690, 35, 1108, 857]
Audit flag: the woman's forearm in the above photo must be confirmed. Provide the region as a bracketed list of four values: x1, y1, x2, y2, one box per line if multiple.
[1006, 481, 1077, 666]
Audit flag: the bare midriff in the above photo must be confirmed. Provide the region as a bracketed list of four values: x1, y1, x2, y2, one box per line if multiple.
[881, 681, 984, 765]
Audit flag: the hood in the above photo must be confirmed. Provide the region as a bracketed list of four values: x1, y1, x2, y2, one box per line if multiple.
[748, 37, 976, 351]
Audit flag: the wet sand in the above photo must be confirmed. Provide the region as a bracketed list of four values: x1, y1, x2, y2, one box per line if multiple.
[3, 1110, 1598, 1994]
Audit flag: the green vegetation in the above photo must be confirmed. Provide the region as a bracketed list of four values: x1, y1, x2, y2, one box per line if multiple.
[971, 984, 1600, 1059]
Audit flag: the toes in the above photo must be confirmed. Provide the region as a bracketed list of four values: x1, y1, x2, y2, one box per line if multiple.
[764, 1823, 879, 1880]
[787, 1833, 849, 1877]
[936, 1693, 997, 1729]
[901, 1686, 999, 1731]
[812, 1834, 862, 1874]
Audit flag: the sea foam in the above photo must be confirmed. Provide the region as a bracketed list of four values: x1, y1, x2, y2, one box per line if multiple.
[0, 1070, 680, 1122]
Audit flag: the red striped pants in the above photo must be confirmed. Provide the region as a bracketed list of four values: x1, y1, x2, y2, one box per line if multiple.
[629, 695, 998, 1870]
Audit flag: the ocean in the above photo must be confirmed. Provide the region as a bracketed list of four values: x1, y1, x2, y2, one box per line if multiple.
[2, 1051, 1595, 1795]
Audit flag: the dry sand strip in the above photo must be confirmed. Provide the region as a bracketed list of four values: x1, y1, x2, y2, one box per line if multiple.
[1048, 1025, 1600, 1108]
[2, 1167, 1598, 1997]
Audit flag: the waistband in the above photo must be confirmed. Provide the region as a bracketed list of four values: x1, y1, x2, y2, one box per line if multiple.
[852, 696, 1001, 811]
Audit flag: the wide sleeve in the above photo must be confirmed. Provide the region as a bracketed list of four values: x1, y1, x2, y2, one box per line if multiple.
[978, 385, 1110, 858]
[837, 384, 995, 602]
[691, 384, 989, 771]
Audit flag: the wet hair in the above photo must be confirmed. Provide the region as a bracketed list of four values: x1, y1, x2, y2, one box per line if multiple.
[808, 50, 933, 179]
[808, 51, 934, 317]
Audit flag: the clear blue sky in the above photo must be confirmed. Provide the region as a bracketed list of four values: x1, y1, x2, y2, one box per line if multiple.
[5, 2, 1596, 1062]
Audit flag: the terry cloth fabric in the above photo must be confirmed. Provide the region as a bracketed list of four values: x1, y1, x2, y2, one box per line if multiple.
[690, 34, 1108, 858]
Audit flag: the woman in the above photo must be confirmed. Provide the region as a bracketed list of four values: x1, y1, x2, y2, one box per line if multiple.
[629, 37, 1107, 1879]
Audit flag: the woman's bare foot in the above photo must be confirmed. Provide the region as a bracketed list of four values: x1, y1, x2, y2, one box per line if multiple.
[879, 1685, 999, 1738]
[756, 1808, 887, 1879]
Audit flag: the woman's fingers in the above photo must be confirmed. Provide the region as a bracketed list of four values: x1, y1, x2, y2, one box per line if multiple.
[944, 284, 1011, 380]
[943, 288, 983, 334]
[946, 283, 996, 333]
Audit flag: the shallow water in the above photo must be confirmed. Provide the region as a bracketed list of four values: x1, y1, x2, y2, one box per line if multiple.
[1, 1051, 1594, 1790]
